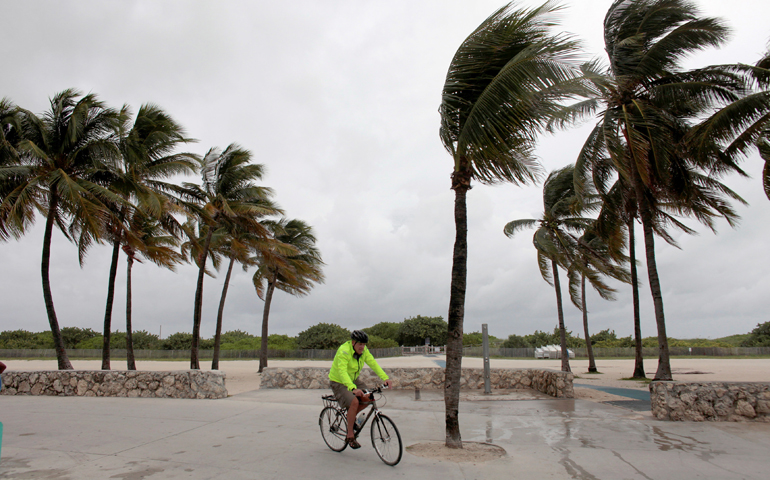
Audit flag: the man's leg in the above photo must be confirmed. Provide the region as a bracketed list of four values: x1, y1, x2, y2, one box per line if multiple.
[346, 395, 359, 439]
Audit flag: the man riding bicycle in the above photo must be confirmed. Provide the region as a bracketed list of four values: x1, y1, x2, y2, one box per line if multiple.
[329, 330, 393, 449]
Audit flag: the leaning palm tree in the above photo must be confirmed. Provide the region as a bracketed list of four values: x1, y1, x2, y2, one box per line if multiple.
[182, 144, 281, 369]
[0, 89, 122, 369]
[252, 218, 325, 373]
[122, 208, 184, 369]
[438, 1, 588, 448]
[504, 165, 597, 373]
[97, 103, 197, 369]
[574, 0, 747, 380]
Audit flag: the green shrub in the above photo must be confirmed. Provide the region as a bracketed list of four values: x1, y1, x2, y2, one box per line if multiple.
[297, 323, 349, 350]
[219, 330, 255, 344]
[61, 327, 99, 349]
[0, 330, 53, 349]
[267, 334, 298, 350]
[740, 322, 770, 347]
[502, 334, 529, 348]
[363, 322, 400, 344]
[162, 332, 205, 350]
[367, 335, 398, 349]
[398, 315, 447, 346]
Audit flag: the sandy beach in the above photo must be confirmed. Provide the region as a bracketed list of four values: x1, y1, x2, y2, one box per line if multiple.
[5, 356, 768, 400]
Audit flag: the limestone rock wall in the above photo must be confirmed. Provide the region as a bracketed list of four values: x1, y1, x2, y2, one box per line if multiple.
[0, 370, 227, 399]
[261, 367, 573, 398]
[650, 381, 770, 422]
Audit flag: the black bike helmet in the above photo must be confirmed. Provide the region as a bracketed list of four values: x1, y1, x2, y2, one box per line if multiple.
[351, 330, 369, 344]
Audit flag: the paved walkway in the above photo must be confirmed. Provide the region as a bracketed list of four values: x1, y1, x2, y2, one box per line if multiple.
[2, 385, 769, 479]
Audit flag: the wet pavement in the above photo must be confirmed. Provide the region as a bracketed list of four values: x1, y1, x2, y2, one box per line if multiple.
[2, 387, 769, 479]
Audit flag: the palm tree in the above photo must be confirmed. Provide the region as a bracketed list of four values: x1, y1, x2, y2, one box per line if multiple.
[182, 144, 280, 369]
[438, 1, 587, 448]
[0, 89, 122, 369]
[97, 104, 197, 369]
[574, 0, 747, 380]
[252, 218, 324, 373]
[504, 165, 597, 373]
[594, 181, 647, 378]
[211, 228, 258, 370]
[122, 208, 184, 369]
[567, 225, 630, 373]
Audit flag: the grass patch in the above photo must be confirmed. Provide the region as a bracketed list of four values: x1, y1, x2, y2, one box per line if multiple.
[621, 377, 652, 384]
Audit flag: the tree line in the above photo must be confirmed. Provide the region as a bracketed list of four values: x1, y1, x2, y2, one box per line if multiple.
[6, 319, 767, 352]
[0, 91, 325, 373]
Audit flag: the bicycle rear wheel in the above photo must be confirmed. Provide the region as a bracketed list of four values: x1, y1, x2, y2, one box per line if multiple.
[370, 414, 402, 465]
[319, 406, 348, 452]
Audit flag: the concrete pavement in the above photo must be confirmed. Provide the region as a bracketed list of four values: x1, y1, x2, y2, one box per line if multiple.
[2, 385, 769, 479]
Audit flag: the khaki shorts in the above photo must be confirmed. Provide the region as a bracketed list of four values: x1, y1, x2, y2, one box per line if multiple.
[330, 379, 369, 410]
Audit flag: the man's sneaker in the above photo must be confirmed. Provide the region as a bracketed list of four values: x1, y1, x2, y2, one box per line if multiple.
[346, 437, 361, 449]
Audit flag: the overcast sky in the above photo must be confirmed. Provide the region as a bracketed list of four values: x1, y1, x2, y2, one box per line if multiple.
[1, 0, 768, 343]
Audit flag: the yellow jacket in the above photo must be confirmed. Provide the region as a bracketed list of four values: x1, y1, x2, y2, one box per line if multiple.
[328, 340, 389, 391]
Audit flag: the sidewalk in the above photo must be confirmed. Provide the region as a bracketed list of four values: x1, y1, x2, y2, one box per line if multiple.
[2, 384, 769, 478]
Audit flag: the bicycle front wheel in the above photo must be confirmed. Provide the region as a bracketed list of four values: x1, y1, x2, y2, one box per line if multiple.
[370, 414, 402, 465]
[319, 406, 348, 452]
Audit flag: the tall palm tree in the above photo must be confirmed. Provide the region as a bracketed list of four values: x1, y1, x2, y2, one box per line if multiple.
[574, 0, 747, 380]
[0, 89, 122, 369]
[504, 165, 598, 373]
[122, 208, 184, 369]
[182, 144, 280, 369]
[97, 104, 197, 369]
[252, 218, 324, 373]
[438, 1, 587, 448]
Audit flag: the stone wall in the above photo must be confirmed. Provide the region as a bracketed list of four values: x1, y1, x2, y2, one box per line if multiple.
[0, 370, 227, 399]
[261, 367, 573, 398]
[650, 381, 770, 422]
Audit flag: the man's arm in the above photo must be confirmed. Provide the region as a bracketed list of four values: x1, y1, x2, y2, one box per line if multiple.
[363, 350, 389, 382]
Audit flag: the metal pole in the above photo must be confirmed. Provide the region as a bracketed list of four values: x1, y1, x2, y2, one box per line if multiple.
[482, 323, 491, 394]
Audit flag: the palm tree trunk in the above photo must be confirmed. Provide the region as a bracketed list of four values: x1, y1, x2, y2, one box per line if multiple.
[552, 260, 571, 373]
[630, 168, 672, 381]
[638, 205, 672, 380]
[445, 164, 470, 449]
[581, 274, 597, 373]
[191, 227, 214, 369]
[212, 257, 235, 370]
[628, 218, 646, 379]
[42, 192, 72, 370]
[101, 240, 120, 370]
[126, 255, 136, 370]
[259, 281, 276, 373]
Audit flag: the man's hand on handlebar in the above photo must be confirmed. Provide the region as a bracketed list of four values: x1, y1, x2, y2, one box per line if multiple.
[384, 379, 393, 389]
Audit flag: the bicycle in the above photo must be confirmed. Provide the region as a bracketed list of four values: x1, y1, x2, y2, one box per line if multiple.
[319, 384, 403, 466]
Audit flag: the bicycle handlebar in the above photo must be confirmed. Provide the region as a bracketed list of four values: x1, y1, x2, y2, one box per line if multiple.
[359, 384, 389, 400]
